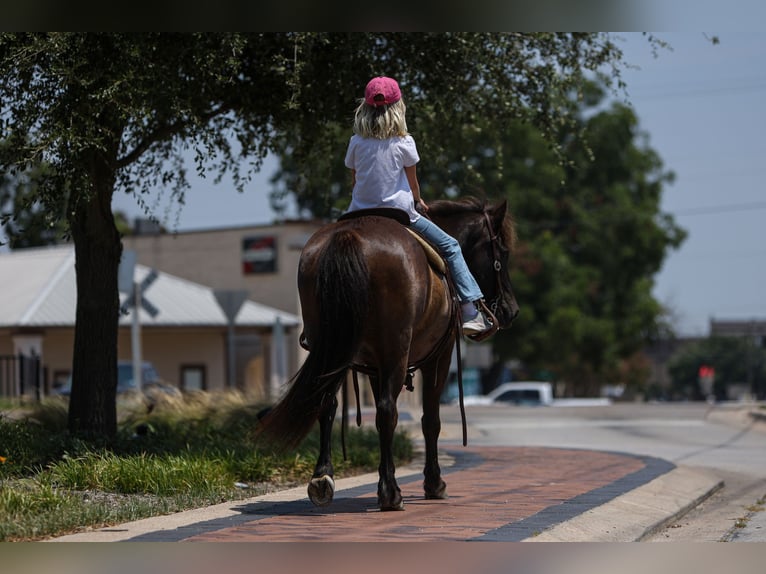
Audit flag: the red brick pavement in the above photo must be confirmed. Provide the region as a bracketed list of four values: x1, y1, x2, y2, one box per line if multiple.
[183, 446, 647, 542]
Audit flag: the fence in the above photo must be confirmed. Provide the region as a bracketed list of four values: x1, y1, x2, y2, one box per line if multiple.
[0, 353, 42, 401]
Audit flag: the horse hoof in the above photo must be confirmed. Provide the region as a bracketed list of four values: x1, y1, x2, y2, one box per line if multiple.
[379, 500, 405, 511]
[378, 492, 405, 511]
[308, 475, 335, 507]
[424, 480, 448, 499]
[425, 491, 448, 500]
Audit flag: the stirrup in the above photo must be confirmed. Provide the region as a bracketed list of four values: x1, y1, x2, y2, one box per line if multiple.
[465, 300, 499, 342]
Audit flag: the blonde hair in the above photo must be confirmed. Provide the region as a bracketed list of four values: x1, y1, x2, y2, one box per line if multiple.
[352, 98, 408, 139]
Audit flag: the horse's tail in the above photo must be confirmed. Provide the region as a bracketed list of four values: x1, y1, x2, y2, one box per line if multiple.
[256, 227, 369, 450]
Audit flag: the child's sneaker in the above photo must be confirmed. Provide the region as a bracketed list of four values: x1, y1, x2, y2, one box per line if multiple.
[462, 310, 491, 336]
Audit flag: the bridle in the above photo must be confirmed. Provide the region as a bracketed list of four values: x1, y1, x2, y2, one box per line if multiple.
[482, 209, 506, 316]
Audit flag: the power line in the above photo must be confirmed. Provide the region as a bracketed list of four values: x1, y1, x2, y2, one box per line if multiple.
[628, 80, 766, 101]
[514, 200, 766, 233]
[671, 201, 766, 216]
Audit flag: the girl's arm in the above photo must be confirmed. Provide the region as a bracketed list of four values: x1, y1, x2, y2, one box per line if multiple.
[405, 165, 428, 212]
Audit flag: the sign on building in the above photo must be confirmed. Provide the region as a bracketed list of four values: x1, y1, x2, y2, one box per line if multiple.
[242, 236, 277, 274]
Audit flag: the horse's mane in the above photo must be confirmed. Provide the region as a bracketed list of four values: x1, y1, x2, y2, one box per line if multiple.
[428, 196, 486, 215]
[428, 196, 517, 252]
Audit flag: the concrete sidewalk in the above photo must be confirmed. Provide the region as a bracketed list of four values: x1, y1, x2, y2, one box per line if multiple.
[48, 442, 724, 543]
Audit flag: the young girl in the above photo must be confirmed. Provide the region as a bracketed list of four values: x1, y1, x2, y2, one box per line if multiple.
[344, 76, 493, 338]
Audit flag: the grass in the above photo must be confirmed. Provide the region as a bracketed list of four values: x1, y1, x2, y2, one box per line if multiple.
[729, 496, 765, 534]
[745, 496, 765, 514]
[0, 392, 414, 541]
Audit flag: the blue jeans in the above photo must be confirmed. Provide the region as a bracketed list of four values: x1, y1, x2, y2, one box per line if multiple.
[410, 216, 484, 303]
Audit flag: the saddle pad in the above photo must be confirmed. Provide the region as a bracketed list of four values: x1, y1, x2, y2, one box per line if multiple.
[406, 228, 446, 275]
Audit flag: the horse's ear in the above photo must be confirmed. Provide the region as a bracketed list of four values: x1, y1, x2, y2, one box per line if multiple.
[490, 199, 508, 227]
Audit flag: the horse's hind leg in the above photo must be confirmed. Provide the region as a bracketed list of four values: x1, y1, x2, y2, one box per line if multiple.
[419, 349, 452, 500]
[370, 368, 406, 511]
[307, 391, 338, 506]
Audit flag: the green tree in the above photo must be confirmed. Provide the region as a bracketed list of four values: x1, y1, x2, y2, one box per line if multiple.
[667, 336, 766, 401]
[506, 86, 686, 396]
[0, 33, 294, 438]
[0, 159, 69, 248]
[268, 32, 652, 218]
[443, 86, 686, 397]
[0, 33, 650, 437]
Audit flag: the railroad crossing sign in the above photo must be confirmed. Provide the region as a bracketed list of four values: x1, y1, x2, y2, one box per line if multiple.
[120, 269, 160, 318]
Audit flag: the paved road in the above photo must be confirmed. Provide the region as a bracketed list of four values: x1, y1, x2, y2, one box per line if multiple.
[439, 401, 766, 542]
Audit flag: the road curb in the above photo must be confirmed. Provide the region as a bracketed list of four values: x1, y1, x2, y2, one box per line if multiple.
[525, 465, 724, 542]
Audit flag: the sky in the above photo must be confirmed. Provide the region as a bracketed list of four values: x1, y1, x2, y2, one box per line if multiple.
[3, 32, 762, 338]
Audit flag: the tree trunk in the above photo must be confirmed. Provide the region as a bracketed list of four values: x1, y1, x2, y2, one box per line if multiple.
[67, 164, 122, 439]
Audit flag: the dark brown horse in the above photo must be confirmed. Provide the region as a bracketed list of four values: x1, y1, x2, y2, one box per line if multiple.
[257, 197, 519, 511]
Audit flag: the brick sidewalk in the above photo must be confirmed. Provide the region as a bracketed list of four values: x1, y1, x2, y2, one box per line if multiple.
[121, 446, 672, 542]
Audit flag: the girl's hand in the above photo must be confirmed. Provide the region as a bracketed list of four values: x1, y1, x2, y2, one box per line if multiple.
[417, 198, 429, 213]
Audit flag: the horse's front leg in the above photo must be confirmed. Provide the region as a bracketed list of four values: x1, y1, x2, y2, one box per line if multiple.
[372, 370, 405, 511]
[307, 391, 338, 506]
[419, 349, 452, 500]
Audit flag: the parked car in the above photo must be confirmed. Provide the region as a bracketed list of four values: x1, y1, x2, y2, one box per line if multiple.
[455, 381, 554, 407]
[53, 360, 181, 400]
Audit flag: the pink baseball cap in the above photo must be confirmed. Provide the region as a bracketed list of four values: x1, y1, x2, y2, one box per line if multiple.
[364, 76, 401, 107]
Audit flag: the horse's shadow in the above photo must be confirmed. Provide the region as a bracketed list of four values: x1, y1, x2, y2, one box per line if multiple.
[232, 494, 428, 517]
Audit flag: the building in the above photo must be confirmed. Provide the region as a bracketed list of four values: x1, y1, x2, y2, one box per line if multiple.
[710, 319, 766, 346]
[3, 217, 485, 410]
[121, 218, 476, 410]
[121, 218, 323, 380]
[0, 245, 300, 400]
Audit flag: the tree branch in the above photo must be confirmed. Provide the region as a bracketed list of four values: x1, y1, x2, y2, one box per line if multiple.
[116, 105, 229, 169]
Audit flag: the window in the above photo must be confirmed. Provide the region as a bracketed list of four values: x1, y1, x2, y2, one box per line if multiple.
[181, 365, 206, 391]
[495, 389, 543, 405]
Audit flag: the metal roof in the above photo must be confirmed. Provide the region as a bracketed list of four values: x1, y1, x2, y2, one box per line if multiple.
[0, 245, 300, 328]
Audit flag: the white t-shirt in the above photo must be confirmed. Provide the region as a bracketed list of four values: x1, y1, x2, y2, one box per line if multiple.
[344, 134, 421, 223]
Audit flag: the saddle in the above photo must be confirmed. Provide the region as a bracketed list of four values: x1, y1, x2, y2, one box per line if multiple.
[338, 208, 446, 275]
[338, 207, 410, 225]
